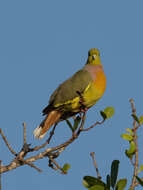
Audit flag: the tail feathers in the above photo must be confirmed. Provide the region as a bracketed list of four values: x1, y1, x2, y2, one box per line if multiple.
[33, 126, 44, 139]
[33, 110, 61, 139]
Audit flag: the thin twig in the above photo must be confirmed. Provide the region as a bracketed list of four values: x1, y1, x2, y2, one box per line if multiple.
[48, 160, 58, 171]
[32, 141, 49, 152]
[0, 160, 2, 190]
[76, 112, 86, 136]
[90, 152, 101, 179]
[46, 147, 66, 172]
[0, 128, 17, 156]
[80, 120, 105, 131]
[129, 99, 139, 190]
[20, 158, 42, 173]
[23, 122, 26, 145]
[47, 123, 57, 144]
[48, 157, 64, 173]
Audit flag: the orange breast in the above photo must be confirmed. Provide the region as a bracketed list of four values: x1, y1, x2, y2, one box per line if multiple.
[94, 69, 106, 96]
[82, 66, 106, 108]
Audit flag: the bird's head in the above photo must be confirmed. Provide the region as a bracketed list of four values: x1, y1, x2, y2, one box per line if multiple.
[86, 48, 101, 65]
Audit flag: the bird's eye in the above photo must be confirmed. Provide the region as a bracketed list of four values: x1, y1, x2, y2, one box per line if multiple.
[92, 54, 96, 59]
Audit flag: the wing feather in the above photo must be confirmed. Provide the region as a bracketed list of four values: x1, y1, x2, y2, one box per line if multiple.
[50, 69, 91, 105]
[42, 69, 92, 115]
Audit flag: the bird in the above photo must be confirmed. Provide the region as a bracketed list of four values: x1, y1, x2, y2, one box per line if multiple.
[33, 48, 106, 139]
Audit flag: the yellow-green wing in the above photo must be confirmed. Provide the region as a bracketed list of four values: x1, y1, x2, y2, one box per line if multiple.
[49, 69, 92, 107]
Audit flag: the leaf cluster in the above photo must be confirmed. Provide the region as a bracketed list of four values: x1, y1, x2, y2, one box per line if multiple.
[83, 160, 127, 190]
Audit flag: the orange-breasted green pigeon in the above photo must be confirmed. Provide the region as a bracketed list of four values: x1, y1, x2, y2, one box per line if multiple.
[34, 48, 106, 139]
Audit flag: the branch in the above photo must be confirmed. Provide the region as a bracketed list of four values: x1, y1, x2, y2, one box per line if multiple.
[0, 111, 106, 174]
[80, 120, 105, 132]
[23, 122, 27, 145]
[0, 128, 17, 156]
[90, 152, 101, 179]
[48, 157, 65, 174]
[0, 125, 42, 173]
[0, 160, 2, 190]
[129, 99, 139, 190]
[20, 158, 42, 173]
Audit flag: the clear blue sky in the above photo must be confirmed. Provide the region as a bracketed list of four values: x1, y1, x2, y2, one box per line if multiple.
[0, 0, 143, 189]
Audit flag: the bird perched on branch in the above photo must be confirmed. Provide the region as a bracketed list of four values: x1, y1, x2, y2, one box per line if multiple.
[34, 48, 106, 139]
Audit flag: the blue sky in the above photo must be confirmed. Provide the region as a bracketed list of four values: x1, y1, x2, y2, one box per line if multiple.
[0, 0, 143, 189]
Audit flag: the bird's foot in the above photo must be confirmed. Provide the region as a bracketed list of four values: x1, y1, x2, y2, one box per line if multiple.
[79, 106, 88, 115]
[76, 90, 88, 113]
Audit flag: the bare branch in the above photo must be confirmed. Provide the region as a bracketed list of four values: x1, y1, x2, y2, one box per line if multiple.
[32, 141, 49, 152]
[20, 158, 42, 173]
[0, 160, 2, 190]
[0, 110, 106, 174]
[47, 123, 57, 144]
[0, 128, 17, 156]
[23, 122, 27, 145]
[80, 120, 105, 132]
[0, 131, 76, 173]
[90, 152, 101, 179]
[76, 112, 86, 135]
[48, 157, 64, 174]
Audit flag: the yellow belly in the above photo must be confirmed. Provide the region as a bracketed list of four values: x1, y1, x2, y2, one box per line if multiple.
[83, 69, 106, 107]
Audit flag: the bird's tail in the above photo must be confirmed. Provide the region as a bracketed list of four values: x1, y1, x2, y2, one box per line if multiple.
[33, 110, 61, 139]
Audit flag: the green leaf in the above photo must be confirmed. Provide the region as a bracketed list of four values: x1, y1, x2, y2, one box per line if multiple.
[83, 176, 105, 188]
[125, 150, 133, 159]
[66, 119, 74, 132]
[131, 114, 140, 124]
[136, 176, 143, 186]
[115, 179, 127, 190]
[126, 128, 133, 136]
[110, 160, 120, 189]
[89, 185, 105, 190]
[62, 163, 71, 174]
[137, 165, 143, 174]
[106, 175, 110, 190]
[139, 116, 143, 125]
[125, 141, 136, 159]
[83, 179, 90, 188]
[126, 141, 136, 155]
[100, 111, 107, 120]
[73, 116, 81, 131]
[103, 107, 115, 119]
[121, 133, 133, 141]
